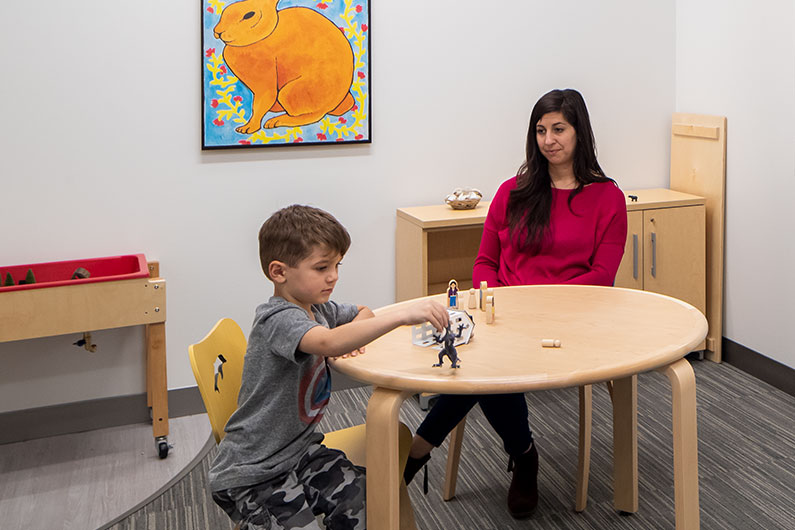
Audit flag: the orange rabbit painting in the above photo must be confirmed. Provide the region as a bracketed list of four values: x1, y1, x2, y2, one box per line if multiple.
[202, 0, 370, 148]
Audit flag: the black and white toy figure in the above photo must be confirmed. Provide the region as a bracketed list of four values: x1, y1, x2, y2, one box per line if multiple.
[432, 323, 466, 368]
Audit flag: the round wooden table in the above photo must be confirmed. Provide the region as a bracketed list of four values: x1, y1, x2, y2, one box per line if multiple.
[332, 285, 708, 530]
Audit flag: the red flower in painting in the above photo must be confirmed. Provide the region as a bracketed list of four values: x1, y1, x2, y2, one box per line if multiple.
[355, 134, 363, 140]
[361, 24, 368, 31]
[317, 133, 327, 140]
[339, 27, 345, 34]
[352, 105, 358, 111]
[238, 140, 251, 145]
[233, 96, 243, 103]
[210, 99, 219, 108]
[207, 7, 214, 14]
[213, 118, 225, 126]
[294, 138, 304, 143]
[357, 71, 366, 79]
[317, 3, 327, 9]
[338, 117, 347, 124]
[336, 138, 344, 142]
[205, 48, 215, 57]
[219, 65, 227, 74]
[356, 5, 362, 13]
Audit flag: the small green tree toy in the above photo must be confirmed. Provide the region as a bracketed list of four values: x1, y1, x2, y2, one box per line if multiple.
[3, 273, 14, 287]
[24, 268, 36, 285]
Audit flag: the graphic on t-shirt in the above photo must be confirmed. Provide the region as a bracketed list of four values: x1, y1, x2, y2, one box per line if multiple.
[298, 357, 330, 424]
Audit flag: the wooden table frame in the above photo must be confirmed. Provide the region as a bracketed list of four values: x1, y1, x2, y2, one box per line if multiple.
[0, 261, 169, 454]
[334, 286, 706, 530]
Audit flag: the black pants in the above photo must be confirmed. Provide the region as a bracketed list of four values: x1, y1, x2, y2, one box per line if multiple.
[415, 393, 533, 457]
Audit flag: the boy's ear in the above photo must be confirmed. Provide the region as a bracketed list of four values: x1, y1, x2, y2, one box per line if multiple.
[268, 260, 289, 283]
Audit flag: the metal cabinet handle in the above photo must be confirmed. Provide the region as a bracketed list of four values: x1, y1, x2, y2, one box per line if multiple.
[632, 234, 638, 280]
[651, 232, 657, 278]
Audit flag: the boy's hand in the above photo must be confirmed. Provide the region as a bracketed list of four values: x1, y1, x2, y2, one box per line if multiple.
[331, 346, 365, 360]
[402, 300, 449, 331]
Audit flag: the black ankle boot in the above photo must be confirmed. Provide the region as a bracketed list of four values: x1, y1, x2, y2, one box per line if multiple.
[506, 443, 539, 519]
[403, 453, 431, 494]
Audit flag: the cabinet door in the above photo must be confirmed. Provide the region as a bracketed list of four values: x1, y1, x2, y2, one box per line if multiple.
[614, 211, 644, 290]
[643, 206, 706, 315]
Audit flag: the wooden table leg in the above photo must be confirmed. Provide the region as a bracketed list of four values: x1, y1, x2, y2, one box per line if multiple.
[146, 322, 169, 440]
[612, 375, 638, 513]
[657, 359, 700, 529]
[366, 387, 411, 530]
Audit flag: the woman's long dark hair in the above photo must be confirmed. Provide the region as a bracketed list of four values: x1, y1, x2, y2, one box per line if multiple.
[507, 89, 611, 253]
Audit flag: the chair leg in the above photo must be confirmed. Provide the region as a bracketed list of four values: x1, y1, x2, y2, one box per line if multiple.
[575, 384, 592, 512]
[612, 375, 639, 514]
[443, 416, 468, 501]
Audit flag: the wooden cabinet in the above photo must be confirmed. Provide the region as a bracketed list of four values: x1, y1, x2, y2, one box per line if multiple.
[395, 202, 490, 302]
[615, 189, 706, 349]
[397, 190, 706, 327]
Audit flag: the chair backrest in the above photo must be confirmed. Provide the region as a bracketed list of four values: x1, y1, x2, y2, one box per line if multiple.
[188, 318, 247, 444]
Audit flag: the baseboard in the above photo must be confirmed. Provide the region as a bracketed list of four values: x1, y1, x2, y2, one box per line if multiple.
[722, 337, 794, 396]
[0, 372, 368, 445]
[0, 387, 206, 445]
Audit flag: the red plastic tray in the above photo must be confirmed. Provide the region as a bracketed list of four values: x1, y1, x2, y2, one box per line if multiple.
[0, 254, 150, 292]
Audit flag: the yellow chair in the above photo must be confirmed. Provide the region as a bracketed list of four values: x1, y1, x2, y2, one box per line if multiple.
[189, 318, 417, 529]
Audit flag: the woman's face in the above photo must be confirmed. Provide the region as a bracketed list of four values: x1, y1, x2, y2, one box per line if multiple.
[535, 112, 577, 168]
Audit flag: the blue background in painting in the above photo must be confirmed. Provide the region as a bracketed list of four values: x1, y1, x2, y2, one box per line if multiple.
[202, 0, 370, 148]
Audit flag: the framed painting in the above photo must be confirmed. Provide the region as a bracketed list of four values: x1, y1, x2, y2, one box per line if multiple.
[202, 0, 371, 149]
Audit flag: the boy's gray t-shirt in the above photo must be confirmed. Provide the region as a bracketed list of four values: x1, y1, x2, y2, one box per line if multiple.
[209, 296, 359, 492]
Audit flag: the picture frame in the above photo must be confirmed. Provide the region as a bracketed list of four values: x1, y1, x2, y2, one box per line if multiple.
[202, 0, 371, 149]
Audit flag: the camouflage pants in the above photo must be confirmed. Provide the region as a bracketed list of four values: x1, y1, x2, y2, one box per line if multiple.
[213, 443, 366, 530]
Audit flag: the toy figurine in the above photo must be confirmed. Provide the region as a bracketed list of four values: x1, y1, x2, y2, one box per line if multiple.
[447, 279, 459, 309]
[468, 288, 477, 309]
[432, 323, 466, 368]
[17, 268, 36, 285]
[71, 267, 90, 280]
[3, 273, 14, 287]
[479, 281, 488, 310]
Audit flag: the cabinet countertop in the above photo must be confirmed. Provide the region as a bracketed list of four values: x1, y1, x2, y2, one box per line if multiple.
[396, 188, 705, 228]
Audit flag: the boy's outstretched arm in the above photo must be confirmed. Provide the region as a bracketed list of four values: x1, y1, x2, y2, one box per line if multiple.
[338, 305, 376, 358]
[300, 299, 449, 358]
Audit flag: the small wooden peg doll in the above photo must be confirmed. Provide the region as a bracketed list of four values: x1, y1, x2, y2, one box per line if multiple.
[479, 281, 488, 311]
[485, 295, 495, 324]
[468, 288, 477, 309]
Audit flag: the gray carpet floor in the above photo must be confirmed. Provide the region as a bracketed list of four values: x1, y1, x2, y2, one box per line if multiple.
[107, 360, 795, 529]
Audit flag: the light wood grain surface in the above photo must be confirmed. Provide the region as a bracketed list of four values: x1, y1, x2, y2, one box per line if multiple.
[334, 285, 707, 530]
[333, 285, 707, 393]
[396, 202, 491, 229]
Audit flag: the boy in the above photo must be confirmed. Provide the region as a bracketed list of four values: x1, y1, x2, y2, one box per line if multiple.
[210, 205, 448, 530]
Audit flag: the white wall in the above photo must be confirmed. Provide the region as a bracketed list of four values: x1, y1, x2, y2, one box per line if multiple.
[0, 1, 676, 412]
[676, 0, 795, 368]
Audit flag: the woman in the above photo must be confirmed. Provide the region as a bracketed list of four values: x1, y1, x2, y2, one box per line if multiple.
[404, 89, 628, 519]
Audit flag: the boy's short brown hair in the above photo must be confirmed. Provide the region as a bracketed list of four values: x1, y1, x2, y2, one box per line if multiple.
[259, 205, 351, 280]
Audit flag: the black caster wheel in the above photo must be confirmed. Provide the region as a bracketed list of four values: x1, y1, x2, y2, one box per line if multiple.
[156, 436, 169, 459]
